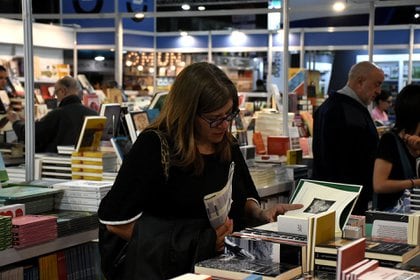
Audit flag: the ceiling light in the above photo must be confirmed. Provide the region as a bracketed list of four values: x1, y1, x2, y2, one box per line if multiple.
[137, 65, 144, 71]
[134, 13, 145, 19]
[332, 2, 346, 12]
[94, 56, 105, 61]
[181, 4, 190, 11]
[180, 31, 188, 36]
[198, 6, 205, 11]
[415, 13, 420, 19]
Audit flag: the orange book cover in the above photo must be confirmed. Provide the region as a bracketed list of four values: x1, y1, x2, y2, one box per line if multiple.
[252, 131, 266, 155]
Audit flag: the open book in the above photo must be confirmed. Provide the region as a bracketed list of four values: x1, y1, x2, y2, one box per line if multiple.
[285, 179, 362, 233]
[203, 162, 235, 229]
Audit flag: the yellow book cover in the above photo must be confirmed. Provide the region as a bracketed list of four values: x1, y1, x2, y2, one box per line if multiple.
[75, 116, 106, 152]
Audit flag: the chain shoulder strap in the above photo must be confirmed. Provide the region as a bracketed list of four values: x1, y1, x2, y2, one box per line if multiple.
[152, 130, 170, 181]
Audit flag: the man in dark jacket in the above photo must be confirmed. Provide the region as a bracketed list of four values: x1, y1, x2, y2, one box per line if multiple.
[7, 76, 97, 153]
[312, 61, 384, 215]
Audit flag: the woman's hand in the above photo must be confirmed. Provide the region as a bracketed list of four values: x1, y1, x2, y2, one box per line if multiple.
[260, 203, 304, 223]
[214, 218, 233, 252]
[106, 222, 135, 241]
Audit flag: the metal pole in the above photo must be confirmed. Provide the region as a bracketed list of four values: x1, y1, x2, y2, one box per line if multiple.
[208, 31, 212, 63]
[73, 28, 78, 78]
[153, 0, 157, 94]
[368, 1, 375, 62]
[408, 25, 414, 85]
[22, 0, 35, 180]
[282, 0, 289, 136]
[114, 0, 123, 87]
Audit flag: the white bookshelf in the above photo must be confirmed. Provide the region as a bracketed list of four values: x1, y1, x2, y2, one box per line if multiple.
[0, 228, 98, 267]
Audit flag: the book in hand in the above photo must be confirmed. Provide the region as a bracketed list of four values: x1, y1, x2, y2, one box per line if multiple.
[203, 162, 234, 229]
[194, 254, 302, 280]
[75, 116, 107, 152]
[286, 179, 362, 233]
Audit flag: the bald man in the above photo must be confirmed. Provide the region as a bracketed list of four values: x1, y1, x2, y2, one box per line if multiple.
[312, 61, 385, 215]
[7, 76, 97, 153]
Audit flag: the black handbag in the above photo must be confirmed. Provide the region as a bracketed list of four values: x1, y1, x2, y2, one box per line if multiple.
[98, 130, 171, 280]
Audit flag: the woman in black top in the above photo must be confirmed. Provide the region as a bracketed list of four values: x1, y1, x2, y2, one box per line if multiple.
[373, 84, 420, 211]
[98, 62, 302, 279]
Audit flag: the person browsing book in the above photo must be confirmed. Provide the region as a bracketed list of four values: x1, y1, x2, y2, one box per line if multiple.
[371, 89, 392, 126]
[97, 62, 302, 279]
[6, 76, 97, 153]
[373, 84, 420, 212]
[312, 61, 384, 215]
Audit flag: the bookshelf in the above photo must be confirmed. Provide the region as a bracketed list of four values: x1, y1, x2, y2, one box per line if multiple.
[0, 228, 98, 267]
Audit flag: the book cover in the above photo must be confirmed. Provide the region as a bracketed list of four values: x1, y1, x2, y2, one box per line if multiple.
[194, 254, 302, 280]
[130, 110, 149, 133]
[336, 237, 366, 280]
[348, 259, 379, 280]
[125, 112, 137, 144]
[340, 258, 370, 280]
[358, 266, 419, 280]
[287, 179, 362, 233]
[74, 116, 107, 152]
[99, 103, 121, 141]
[365, 240, 419, 263]
[110, 136, 132, 164]
[225, 233, 307, 268]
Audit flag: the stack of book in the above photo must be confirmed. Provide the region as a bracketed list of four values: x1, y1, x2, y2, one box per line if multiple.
[0, 186, 62, 214]
[364, 240, 420, 267]
[42, 209, 98, 237]
[411, 186, 420, 211]
[5, 165, 26, 183]
[52, 180, 113, 212]
[12, 215, 57, 249]
[36, 153, 72, 181]
[0, 215, 12, 251]
[71, 151, 117, 181]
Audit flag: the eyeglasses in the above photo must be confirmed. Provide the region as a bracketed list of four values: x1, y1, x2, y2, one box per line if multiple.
[199, 109, 239, 128]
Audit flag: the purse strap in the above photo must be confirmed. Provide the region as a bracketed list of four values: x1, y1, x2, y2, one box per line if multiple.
[391, 131, 415, 180]
[152, 130, 170, 181]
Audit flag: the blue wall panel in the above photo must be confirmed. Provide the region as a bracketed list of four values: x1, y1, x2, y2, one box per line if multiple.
[273, 33, 300, 47]
[123, 18, 154, 32]
[305, 31, 368, 46]
[374, 30, 409, 45]
[77, 32, 115, 45]
[212, 34, 268, 48]
[124, 34, 154, 48]
[62, 0, 114, 13]
[415, 30, 420, 44]
[157, 35, 208, 49]
[63, 19, 114, 28]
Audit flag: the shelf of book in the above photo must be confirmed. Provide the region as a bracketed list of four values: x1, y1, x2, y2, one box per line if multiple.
[256, 180, 294, 198]
[0, 228, 98, 267]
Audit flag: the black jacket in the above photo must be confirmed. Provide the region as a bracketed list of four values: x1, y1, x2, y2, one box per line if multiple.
[312, 92, 379, 215]
[12, 95, 97, 153]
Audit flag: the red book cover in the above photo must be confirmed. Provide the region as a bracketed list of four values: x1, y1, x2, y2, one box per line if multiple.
[56, 250, 68, 280]
[12, 215, 57, 227]
[336, 237, 366, 280]
[267, 136, 290, 156]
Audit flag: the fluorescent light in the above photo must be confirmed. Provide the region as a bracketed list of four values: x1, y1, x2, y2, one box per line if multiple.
[198, 6, 205, 11]
[180, 31, 188, 37]
[333, 2, 346, 12]
[94, 56, 105, 61]
[181, 4, 190, 10]
[415, 13, 420, 19]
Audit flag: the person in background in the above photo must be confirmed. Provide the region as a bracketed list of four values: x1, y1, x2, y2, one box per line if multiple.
[0, 65, 8, 91]
[312, 61, 384, 215]
[6, 76, 97, 153]
[373, 84, 420, 211]
[371, 89, 392, 126]
[97, 62, 302, 279]
[254, 79, 267, 92]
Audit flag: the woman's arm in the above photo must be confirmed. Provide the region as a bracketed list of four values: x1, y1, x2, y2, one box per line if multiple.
[106, 222, 136, 241]
[373, 158, 420, 193]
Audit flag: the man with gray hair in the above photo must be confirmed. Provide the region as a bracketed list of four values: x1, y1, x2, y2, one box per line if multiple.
[7, 76, 97, 153]
[312, 61, 385, 215]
